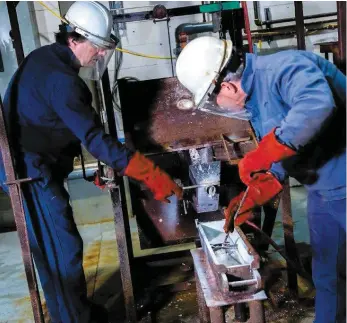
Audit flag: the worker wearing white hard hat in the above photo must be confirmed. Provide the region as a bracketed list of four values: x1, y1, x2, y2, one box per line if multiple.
[62, 1, 118, 80]
[0, 2, 182, 323]
[176, 36, 346, 323]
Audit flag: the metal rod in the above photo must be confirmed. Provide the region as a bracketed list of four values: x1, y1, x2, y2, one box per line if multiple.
[281, 181, 300, 296]
[6, 1, 25, 65]
[101, 69, 137, 321]
[241, 1, 253, 53]
[224, 187, 250, 243]
[337, 1, 346, 74]
[0, 97, 44, 322]
[295, 1, 306, 50]
[261, 11, 337, 26]
[182, 182, 220, 190]
[166, 19, 175, 77]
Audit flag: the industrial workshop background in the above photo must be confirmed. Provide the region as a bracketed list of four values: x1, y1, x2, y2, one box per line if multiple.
[0, 1, 345, 323]
[0, 1, 344, 229]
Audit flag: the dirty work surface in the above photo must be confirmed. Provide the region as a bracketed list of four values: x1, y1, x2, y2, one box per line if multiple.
[0, 222, 314, 323]
[119, 77, 251, 152]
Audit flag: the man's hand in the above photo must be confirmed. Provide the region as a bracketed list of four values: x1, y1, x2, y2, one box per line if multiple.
[223, 172, 282, 233]
[125, 151, 183, 203]
[239, 128, 296, 185]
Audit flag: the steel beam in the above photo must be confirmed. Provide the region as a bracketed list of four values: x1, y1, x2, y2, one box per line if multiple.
[6, 1, 25, 65]
[294, 1, 306, 50]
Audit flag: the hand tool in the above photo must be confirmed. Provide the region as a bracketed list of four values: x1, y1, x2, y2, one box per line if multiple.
[223, 186, 250, 243]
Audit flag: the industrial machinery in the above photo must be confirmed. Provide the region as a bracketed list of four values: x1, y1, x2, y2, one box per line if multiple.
[101, 2, 296, 322]
[2, 1, 345, 322]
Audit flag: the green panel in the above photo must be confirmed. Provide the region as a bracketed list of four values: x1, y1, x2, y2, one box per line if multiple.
[199, 2, 240, 13]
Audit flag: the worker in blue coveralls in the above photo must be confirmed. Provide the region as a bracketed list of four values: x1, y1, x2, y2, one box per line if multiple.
[0, 2, 182, 323]
[176, 36, 346, 323]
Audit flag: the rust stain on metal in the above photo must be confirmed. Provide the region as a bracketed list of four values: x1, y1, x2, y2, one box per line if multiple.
[141, 196, 197, 244]
[149, 78, 250, 150]
[119, 77, 251, 152]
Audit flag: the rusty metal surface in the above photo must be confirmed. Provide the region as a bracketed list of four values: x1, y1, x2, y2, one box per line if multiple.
[195, 270, 210, 323]
[337, 1, 346, 74]
[0, 97, 44, 322]
[110, 186, 137, 322]
[281, 181, 300, 296]
[249, 301, 265, 323]
[138, 195, 223, 246]
[119, 77, 251, 153]
[191, 248, 267, 307]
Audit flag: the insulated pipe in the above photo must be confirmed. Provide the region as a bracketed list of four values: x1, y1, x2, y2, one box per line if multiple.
[175, 22, 214, 55]
[241, 1, 253, 53]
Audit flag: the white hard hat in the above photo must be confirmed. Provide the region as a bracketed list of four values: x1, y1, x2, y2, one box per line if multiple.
[65, 1, 116, 49]
[176, 36, 233, 107]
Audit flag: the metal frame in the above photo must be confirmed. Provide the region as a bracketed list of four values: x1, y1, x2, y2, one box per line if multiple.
[294, 1, 306, 50]
[6, 1, 25, 65]
[337, 1, 346, 74]
[0, 97, 44, 322]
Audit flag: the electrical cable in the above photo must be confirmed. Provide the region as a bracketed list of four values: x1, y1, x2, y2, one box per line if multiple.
[38, 1, 176, 60]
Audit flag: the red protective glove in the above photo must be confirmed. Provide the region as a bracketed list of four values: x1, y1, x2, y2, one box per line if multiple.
[125, 151, 183, 203]
[223, 172, 282, 233]
[239, 128, 296, 185]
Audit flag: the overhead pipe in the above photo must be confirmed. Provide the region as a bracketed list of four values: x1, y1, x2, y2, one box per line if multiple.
[250, 18, 337, 35]
[260, 12, 337, 26]
[253, 1, 336, 27]
[175, 22, 214, 55]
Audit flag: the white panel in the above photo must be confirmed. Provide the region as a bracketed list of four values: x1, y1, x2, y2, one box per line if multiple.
[33, 1, 59, 11]
[259, 1, 293, 8]
[261, 3, 295, 22]
[303, 1, 337, 15]
[120, 44, 172, 69]
[118, 64, 174, 80]
[119, 20, 171, 47]
[35, 9, 61, 34]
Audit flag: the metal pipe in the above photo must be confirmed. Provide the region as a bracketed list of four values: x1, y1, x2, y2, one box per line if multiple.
[250, 19, 337, 34]
[229, 278, 257, 287]
[242, 1, 253, 53]
[337, 1, 346, 74]
[261, 11, 337, 26]
[295, 1, 306, 50]
[6, 1, 25, 65]
[252, 0, 336, 28]
[175, 22, 214, 55]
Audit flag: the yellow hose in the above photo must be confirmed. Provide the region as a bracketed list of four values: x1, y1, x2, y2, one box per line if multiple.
[37, 1, 175, 60]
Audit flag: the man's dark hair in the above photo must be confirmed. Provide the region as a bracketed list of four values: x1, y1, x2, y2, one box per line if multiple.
[55, 24, 87, 45]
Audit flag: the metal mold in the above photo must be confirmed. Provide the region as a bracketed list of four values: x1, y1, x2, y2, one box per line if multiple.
[196, 220, 262, 296]
[189, 161, 220, 213]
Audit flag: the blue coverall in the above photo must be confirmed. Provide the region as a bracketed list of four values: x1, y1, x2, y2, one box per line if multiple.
[241, 50, 346, 323]
[0, 43, 132, 322]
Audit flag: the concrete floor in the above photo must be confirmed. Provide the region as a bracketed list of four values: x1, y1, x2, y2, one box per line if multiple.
[0, 186, 316, 323]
